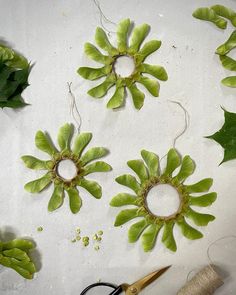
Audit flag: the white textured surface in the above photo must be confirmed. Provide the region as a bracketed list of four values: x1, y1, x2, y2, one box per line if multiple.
[0, 0, 236, 294]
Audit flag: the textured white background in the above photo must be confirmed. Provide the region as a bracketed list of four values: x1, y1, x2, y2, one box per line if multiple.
[1, 0, 236, 294]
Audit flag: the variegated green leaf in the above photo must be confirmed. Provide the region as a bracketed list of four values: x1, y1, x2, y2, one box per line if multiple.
[211, 5, 236, 27]
[35, 131, 58, 156]
[186, 208, 215, 226]
[221, 76, 236, 88]
[21, 155, 50, 170]
[177, 218, 203, 240]
[141, 224, 162, 252]
[83, 161, 111, 175]
[114, 208, 140, 226]
[73, 132, 92, 157]
[141, 64, 168, 81]
[2, 239, 34, 251]
[77, 66, 110, 80]
[138, 40, 162, 61]
[3, 248, 29, 261]
[185, 178, 213, 193]
[127, 159, 149, 183]
[216, 31, 236, 55]
[66, 187, 82, 214]
[95, 27, 117, 55]
[128, 83, 145, 110]
[24, 173, 51, 193]
[57, 123, 73, 151]
[162, 222, 177, 252]
[192, 7, 227, 29]
[115, 174, 141, 193]
[128, 219, 149, 243]
[164, 149, 181, 176]
[174, 155, 195, 182]
[117, 18, 131, 52]
[81, 147, 109, 165]
[138, 76, 160, 97]
[189, 192, 217, 207]
[141, 149, 159, 177]
[88, 76, 115, 98]
[84, 42, 111, 64]
[110, 193, 138, 207]
[78, 178, 102, 199]
[48, 184, 64, 212]
[219, 55, 236, 71]
[129, 24, 150, 53]
[107, 86, 125, 109]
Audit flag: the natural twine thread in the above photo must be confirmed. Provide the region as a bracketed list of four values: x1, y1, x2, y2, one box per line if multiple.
[177, 265, 223, 295]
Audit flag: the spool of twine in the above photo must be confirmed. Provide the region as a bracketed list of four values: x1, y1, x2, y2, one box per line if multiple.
[177, 265, 224, 295]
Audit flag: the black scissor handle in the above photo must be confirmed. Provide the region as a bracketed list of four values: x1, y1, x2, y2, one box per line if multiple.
[80, 282, 123, 295]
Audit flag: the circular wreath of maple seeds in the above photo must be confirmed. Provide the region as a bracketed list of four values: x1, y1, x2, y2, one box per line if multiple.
[22, 123, 112, 214]
[110, 149, 217, 252]
[77, 18, 168, 110]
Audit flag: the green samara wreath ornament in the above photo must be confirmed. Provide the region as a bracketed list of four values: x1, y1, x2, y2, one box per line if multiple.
[77, 19, 168, 110]
[110, 149, 217, 252]
[22, 123, 112, 214]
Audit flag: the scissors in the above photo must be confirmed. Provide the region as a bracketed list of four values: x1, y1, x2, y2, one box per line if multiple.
[80, 265, 171, 295]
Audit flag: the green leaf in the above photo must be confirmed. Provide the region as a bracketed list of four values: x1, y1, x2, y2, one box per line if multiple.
[141, 224, 162, 252]
[3, 248, 29, 261]
[24, 173, 52, 193]
[73, 132, 92, 157]
[110, 193, 138, 207]
[127, 159, 149, 183]
[48, 185, 64, 212]
[107, 86, 125, 109]
[164, 149, 181, 176]
[128, 219, 149, 243]
[138, 76, 160, 97]
[116, 174, 141, 193]
[6, 53, 28, 69]
[78, 178, 102, 199]
[216, 31, 236, 55]
[114, 208, 140, 226]
[141, 150, 159, 177]
[95, 27, 117, 55]
[21, 155, 50, 170]
[2, 239, 34, 251]
[192, 7, 227, 29]
[219, 55, 236, 71]
[84, 42, 111, 64]
[128, 83, 145, 110]
[185, 178, 213, 193]
[141, 64, 168, 81]
[221, 76, 236, 88]
[186, 208, 215, 226]
[189, 192, 217, 207]
[0, 95, 28, 109]
[0, 45, 14, 62]
[117, 18, 131, 52]
[177, 218, 203, 240]
[174, 155, 195, 182]
[162, 222, 177, 252]
[66, 187, 82, 214]
[83, 161, 112, 175]
[77, 66, 109, 80]
[211, 5, 236, 27]
[129, 24, 150, 53]
[35, 130, 58, 156]
[57, 123, 73, 151]
[88, 76, 115, 98]
[138, 40, 162, 61]
[81, 147, 109, 165]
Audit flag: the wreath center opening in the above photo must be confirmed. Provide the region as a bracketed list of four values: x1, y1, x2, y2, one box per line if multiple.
[56, 159, 77, 181]
[113, 55, 135, 77]
[145, 184, 181, 218]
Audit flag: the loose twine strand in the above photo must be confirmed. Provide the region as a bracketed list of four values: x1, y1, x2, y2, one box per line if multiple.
[67, 82, 82, 133]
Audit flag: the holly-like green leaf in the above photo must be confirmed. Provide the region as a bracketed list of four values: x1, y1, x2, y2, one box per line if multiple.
[48, 184, 64, 212]
[77, 66, 110, 80]
[164, 149, 181, 176]
[127, 159, 149, 183]
[192, 7, 227, 29]
[24, 173, 52, 193]
[185, 178, 213, 193]
[57, 123, 73, 151]
[138, 76, 160, 97]
[21, 155, 51, 170]
[129, 24, 150, 53]
[81, 147, 109, 165]
[211, 5, 236, 27]
[114, 208, 140, 226]
[117, 18, 131, 52]
[35, 131, 58, 156]
[216, 31, 236, 55]
[186, 208, 215, 226]
[128, 219, 149, 243]
[137, 40, 162, 61]
[73, 132, 92, 157]
[95, 27, 118, 55]
[219, 55, 236, 71]
[66, 187, 82, 214]
[78, 178, 102, 199]
[106, 86, 125, 109]
[141, 224, 162, 252]
[115, 174, 141, 194]
[2, 239, 34, 251]
[162, 222, 177, 252]
[83, 161, 111, 175]
[177, 218, 203, 240]
[189, 192, 217, 207]
[88, 76, 115, 98]
[174, 155, 195, 182]
[110, 193, 138, 207]
[141, 149, 159, 177]
[207, 108, 236, 164]
[84, 42, 111, 64]
[128, 83, 145, 110]
[141, 64, 168, 81]
[221, 76, 236, 88]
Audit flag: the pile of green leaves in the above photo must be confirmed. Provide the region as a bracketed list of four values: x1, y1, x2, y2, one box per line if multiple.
[0, 238, 36, 279]
[0, 44, 30, 108]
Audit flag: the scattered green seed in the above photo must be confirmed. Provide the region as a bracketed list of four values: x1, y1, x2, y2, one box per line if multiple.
[37, 226, 43, 232]
[93, 234, 98, 240]
[97, 230, 103, 236]
[76, 235, 81, 241]
[94, 245, 100, 251]
[97, 237, 102, 242]
[83, 241, 89, 247]
[76, 228, 81, 234]
[71, 238, 76, 243]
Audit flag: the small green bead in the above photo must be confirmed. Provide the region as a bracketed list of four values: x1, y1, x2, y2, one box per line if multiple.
[37, 226, 43, 232]
[94, 245, 100, 251]
[97, 230, 103, 236]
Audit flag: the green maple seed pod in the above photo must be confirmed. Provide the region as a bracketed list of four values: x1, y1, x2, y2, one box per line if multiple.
[192, 7, 227, 29]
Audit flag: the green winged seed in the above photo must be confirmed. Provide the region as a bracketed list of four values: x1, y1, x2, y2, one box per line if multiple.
[216, 31, 236, 55]
[21, 156, 50, 170]
[115, 174, 141, 194]
[164, 149, 181, 176]
[186, 178, 213, 193]
[138, 40, 162, 61]
[107, 86, 125, 109]
[189, 192, 217, 207]
[128, 219, 149, 243]
[117, 18, 131, 52]
[222, 76, 236, 87]
[83, 161, 111, 175]
[141, 64, 168, 81]
[84, 42, 111, 64]
[3, 248, 29, 261]
[58, 123, 73, 151]
[95, 27, 117, 55]
[192, 7, 227, 29]
[35, 131, 57, 156]
[127, 159, 149, 183]
[141, 150, 159, 177]
[24, 174, 51, 193]
[48, 185, 64, 212]
[177, 218, 203, 240]
[78, 178, 102, 199]
[141, 224, 162, 252]
[88, 77, 115, 98]
[138, 76, 160, 97]
[78, 66, 109, 81]
[211, 5, 236, 27]
[110, 193, 138, 207]
[81, 147, 108, 165]
[66, 187, 82, 214]
[2, 239, 34, 251]
[73, 132, 92, 156]
[114, 208, 140, 226]
[219, 55, 236, 71]
[174, 155, 195, 182]
[129, 24, 150, 53]
[128, 83, 145, 110]
[162, 222, 177, 252]
[186, 208, 215, 226]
